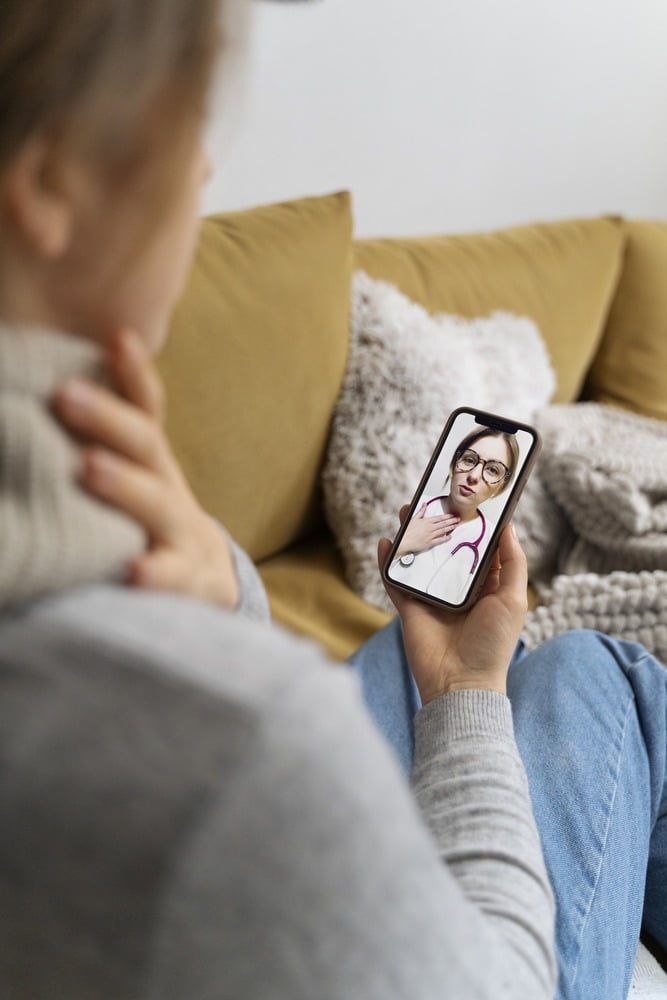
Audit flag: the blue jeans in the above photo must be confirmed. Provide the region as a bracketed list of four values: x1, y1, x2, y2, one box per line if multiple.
[349, 620, 667, 1000]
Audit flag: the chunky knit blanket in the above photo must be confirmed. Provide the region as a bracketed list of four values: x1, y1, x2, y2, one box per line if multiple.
[517, 403, 667, 664]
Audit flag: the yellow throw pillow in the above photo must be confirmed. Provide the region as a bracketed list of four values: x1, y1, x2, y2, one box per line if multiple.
[354, 217, 625, 404]
[157, 191, 353, 562]
[586, 221, 667, 420]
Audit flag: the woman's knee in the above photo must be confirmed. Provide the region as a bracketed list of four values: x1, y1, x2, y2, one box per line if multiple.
[509, 628, 637, 708]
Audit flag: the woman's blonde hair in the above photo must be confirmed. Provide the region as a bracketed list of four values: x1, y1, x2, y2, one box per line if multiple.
[0, 0, 223, 177]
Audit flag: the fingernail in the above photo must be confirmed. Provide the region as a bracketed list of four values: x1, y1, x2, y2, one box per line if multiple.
[119, 327, 141, 355]
[59, 379, 94, 413]
[511, 522, 519, 540]
[131, 558, 155, 588]
[86, 448, 119, 484]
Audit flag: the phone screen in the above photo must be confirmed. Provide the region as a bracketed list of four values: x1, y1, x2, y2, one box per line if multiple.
[383, 407, 541, 611]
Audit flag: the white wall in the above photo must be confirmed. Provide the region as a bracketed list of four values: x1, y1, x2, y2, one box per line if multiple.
[203, 0, 667, 237]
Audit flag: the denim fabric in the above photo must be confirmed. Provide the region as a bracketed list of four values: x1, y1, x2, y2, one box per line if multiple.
[349, 621, 667, 1000]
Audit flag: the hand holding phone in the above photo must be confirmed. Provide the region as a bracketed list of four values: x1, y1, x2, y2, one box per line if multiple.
[378, 527, 528, 705]
[382, 407, 541, 613]
[378, 521, 528, 702]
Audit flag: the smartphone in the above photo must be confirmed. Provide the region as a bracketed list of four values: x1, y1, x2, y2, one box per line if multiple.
[382, 407, 541, 612]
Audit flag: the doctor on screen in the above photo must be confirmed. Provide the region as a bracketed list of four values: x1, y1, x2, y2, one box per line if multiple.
[389, 426, 519, 605]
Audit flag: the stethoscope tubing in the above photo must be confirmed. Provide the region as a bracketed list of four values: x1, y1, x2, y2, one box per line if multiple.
[419, 495, 486, 575]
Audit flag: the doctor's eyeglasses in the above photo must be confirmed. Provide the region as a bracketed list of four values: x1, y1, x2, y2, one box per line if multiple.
[454, 449, 510, 485]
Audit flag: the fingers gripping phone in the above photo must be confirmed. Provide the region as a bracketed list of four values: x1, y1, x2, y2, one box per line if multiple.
[382, 407, 541, 612]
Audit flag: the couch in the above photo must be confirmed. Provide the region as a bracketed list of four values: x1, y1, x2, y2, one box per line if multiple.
[157, 191, 667, 661]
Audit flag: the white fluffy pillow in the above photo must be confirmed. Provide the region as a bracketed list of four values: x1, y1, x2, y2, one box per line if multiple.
[322, 271, 555, 610]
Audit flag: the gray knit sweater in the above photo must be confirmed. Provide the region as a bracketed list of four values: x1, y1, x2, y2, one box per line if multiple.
[0, 326, 556, 999]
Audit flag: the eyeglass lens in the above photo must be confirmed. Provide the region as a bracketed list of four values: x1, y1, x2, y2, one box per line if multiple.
[456, 449, 508, 484]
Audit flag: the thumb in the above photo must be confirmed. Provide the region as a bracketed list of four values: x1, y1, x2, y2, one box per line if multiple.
[416, 502, 427, 518]
[377, 536, 393, 572]
[377, 537, 408, 614]
[495, 525, 528, 607]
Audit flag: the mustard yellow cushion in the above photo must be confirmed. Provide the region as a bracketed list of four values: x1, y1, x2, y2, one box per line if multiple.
[158, 192, 353, 562]
[586, 221, 667, 420]
[354, 217, 625, 404]
[258, 533, 392, 661]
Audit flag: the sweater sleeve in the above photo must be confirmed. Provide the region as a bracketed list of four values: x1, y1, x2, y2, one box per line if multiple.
[224, 532, 271, 623]
[147, 669, 556, 1000]
[412, 690, 557, 997]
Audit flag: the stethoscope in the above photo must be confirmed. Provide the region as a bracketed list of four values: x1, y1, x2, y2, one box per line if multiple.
[399, 496, 487, 573]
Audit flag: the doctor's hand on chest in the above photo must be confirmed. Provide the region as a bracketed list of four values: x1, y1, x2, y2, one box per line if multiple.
[394, 500, 460, 559]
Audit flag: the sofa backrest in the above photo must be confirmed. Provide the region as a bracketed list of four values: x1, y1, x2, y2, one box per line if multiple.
[354, 217, 625, 405]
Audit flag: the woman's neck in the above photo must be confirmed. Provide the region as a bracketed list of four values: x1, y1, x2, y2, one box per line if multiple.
[0, 242, 111, 351]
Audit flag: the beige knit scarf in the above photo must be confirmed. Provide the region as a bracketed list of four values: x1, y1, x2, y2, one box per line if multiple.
[0, 325, 145, 607]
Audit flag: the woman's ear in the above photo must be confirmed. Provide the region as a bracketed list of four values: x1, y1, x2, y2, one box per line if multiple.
[1, 134, 77, 259]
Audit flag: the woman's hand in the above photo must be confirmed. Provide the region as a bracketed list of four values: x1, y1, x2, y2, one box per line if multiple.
[380, 513, 527, 703]
[394, 502, 460, 558]
[53, 329, 240, 610]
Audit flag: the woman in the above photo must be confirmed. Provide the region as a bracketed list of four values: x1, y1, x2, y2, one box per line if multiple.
[0, 2, 555, 999]
[390, 428, 519, 604]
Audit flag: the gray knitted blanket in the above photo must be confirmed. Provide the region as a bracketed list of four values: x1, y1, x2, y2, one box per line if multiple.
[517, 403, 667, 664]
